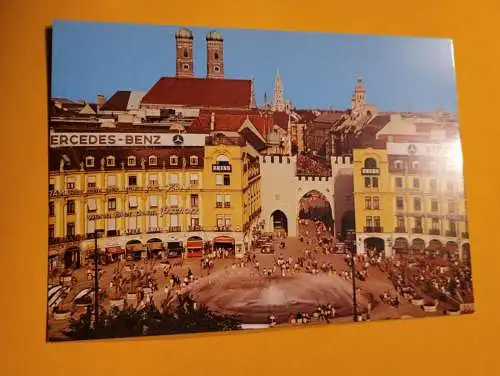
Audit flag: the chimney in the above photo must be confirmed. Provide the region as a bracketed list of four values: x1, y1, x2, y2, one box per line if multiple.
[210, 112, 215, 131]
[97, 95, 106, 109]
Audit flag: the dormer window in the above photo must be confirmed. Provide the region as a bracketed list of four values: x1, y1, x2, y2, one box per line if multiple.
[128, 156, 136, 166]
[170, 155, 178, 166]
[149, 155, 157, 166]
[85, 156, 95, 167]
[190, 155, 198, 166]
[411, 160, 420, 170]
[106, 156, 115, 167]
[394, 160, 403, 169]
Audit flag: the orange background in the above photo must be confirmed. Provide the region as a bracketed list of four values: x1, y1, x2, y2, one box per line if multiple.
[1, 1, 499, 375]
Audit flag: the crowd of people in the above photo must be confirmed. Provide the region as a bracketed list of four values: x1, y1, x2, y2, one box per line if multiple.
[296, 153, 332, 176]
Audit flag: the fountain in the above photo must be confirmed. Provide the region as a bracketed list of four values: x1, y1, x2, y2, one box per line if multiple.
[168, 268, 368, 324]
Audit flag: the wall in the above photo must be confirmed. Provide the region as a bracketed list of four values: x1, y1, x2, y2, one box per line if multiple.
[1, 1, 499, 376]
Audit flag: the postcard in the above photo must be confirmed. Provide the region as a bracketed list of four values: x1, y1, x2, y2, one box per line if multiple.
[47, 20, 474, 341]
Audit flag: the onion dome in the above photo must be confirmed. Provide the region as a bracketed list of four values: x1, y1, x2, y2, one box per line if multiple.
[176, 27, 193, 39]
[206, 30, 223, 41]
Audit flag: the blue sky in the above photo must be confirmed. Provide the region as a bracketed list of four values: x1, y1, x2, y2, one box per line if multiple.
[52, 20, 458, 112]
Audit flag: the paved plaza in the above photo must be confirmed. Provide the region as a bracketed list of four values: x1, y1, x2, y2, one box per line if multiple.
[47, 219, 446, 339]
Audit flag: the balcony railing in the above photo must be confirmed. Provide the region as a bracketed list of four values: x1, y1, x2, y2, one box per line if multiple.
[215, 226, 232, 232]
[224, 203, 231, 208]
[364, 226, 383, 233]
[394, 227, 406, 233]
[462, 232, 469, 239]
[87, 187, 102, 194]
[188, 225, 203, 231]
[216, 203, 223, 208]
[412, 227, 424, 234]
[446, 230, 457, 237]
[126, 228, 141, 235]
[169, 226, 182, 232]
[429, 229, 440, 235]
[147, 227, 162, 233]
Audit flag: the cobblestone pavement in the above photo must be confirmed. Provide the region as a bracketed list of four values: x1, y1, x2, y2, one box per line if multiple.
[47, 220, 441, 339]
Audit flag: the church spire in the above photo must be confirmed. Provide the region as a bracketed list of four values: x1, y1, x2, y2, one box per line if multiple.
[351, 74, 366, 111]
[271, 69, 285, 112]
[263, 91, 268, 109]
[250, 77, 257, 109]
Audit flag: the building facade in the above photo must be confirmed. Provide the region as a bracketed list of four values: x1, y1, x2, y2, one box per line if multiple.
[48, 140, 262, 269]
[353, 141, 470, 260]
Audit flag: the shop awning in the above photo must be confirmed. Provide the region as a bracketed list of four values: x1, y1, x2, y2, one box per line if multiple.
[213, 236, 235, 244]
[148, 242, 163, 250]
[126, 244, 143, 251]
[187, 240, 203, 249]
[106, 246, 123, 254]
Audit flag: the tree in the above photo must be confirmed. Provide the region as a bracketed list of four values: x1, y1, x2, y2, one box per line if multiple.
[63, 294, 242, 340]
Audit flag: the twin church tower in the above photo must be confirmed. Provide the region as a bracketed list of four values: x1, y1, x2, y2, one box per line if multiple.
[175, 27, 224, 79]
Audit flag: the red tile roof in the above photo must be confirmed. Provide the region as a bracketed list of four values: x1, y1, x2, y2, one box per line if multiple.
[141, 77, 252, 109]
[272, 111, 289, 130]
[100, 91, 132, 111]
[188, 113, 273, 138]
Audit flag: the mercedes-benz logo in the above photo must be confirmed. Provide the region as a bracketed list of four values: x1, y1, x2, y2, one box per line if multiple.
[408, 144, 417, 154]
[172, 134, 184, 145]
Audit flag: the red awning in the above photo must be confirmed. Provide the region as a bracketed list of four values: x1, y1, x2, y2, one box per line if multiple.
[213, 236, 235, 244]
[148, 242, 163, 250]
[106, 246, 124, 255]
[187, 240, 203, 249]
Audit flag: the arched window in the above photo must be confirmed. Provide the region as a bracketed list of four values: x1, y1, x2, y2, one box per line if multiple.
[127, 156, 136, 166]
[364, 158, 377, 169]
[183, 50, 188, 58]
[148, 155, 157, 166]
[85, 156, 95, 167]
[190, 155, 198, 166]
[106, 156, 115, 167]
[170, 155, 178, 166]
[216, 154, 230, 165]
[214, 52, 219, 60]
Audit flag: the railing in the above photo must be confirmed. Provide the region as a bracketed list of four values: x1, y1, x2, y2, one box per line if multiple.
[462, 232, 469, 239]
[50, 184, 204, 198]
[168, 226, 182, 232]
[188, 225, 203, 231]
[394, 227, 406, 233]
[446, 230, 457, 237]
[87, 187, 102, 194]
[215, 226, 232, 232]
[126, 228, 141, 235]
[224, 202, 231, 208]
[216, 203, 223, 208]
[364, 226, 383, 233]
[147, 227, 162, 233]
[429, 229, 440, 235]
[412, 227, 424, 234]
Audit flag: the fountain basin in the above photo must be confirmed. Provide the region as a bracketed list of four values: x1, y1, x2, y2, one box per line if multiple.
[171, 268, 368, 324]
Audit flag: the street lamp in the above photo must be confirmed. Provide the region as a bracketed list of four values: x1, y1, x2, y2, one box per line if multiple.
[350, 243, 358, 322]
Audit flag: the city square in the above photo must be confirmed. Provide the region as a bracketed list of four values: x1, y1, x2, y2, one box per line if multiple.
[46, 22, 474, 341]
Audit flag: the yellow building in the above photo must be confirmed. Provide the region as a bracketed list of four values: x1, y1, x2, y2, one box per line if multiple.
[353, 141, 470, 260]
[353, 147, 394, 255]
[49, 138, 261, 269]
[385, 140, 470, 260]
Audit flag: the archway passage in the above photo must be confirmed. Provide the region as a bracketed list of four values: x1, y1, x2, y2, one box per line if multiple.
[364, 237, 385, 252]
[299, 190, 334, 234]
[428, 239, 443, 251]
[64, 247, 80, 269]
[126, 239, 143, 261]
[187, 236, 203, 258]
[147, 238, 163, 259]
[411, 238, 426, 251]
[271, 210, 288, 234]
[213, 236, 235, 254]
[462, 243, 471, 262]
[394, 237, 409, 252]
[341, 210, 355, 238]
